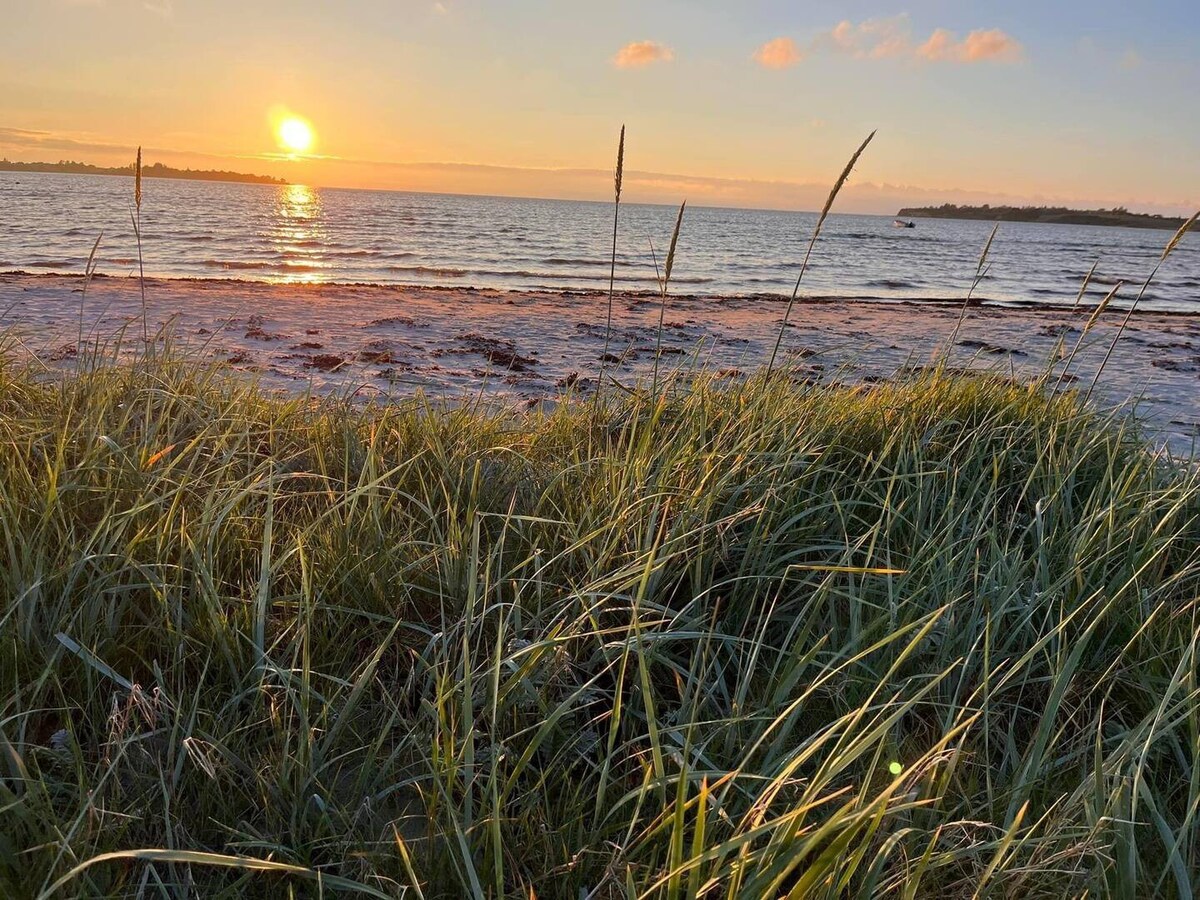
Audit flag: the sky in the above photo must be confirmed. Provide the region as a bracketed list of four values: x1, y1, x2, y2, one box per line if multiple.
[1, 0, 1198, 214]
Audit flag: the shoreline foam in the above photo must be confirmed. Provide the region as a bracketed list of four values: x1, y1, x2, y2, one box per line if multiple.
[6, 269, 1199, 316]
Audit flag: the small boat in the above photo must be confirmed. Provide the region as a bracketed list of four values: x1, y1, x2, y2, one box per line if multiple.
[893, 219, 916, 229]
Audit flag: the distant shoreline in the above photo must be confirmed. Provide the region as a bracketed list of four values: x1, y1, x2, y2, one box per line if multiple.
[0, 160, 287, 186]
[897, 204, 1190, 230]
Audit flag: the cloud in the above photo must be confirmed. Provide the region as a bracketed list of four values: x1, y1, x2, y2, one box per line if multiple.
[613, 41, 674, 69]
[827, 16, 912, 59]
[762, 16, 1013, 70]
[961, 29, 1022, 62]
[918, 28, 1022, 63]
[817, 17, 1022, 65]
[753, 37, 804, 70]
[914, 28, 955, 61]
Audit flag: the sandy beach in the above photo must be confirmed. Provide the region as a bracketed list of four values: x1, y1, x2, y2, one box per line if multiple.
[3, 271, 1198, 452]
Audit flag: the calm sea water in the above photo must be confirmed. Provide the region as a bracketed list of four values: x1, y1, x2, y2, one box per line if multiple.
[2, 172, 1197, 311]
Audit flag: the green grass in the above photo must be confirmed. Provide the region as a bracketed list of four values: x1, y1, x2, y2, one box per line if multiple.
[0, 350, 1198, 898]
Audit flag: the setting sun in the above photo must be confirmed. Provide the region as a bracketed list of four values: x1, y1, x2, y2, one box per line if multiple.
[276, 116, 315, 155]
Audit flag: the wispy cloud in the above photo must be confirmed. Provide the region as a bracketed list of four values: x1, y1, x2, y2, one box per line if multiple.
[0, 127, 235, 165]
[58, 0, 173, 14]
[753, 37, 804, 70]
[327, 158, 1195, 216]
[0, 126, 138, 157]
[612, 41, 674, 69]
[5, 126, 1195, 215]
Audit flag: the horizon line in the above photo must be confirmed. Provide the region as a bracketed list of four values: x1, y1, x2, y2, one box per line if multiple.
[8, 163, 1198, 222]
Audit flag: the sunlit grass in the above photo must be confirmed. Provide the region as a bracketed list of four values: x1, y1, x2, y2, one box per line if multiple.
[0, 349, 1197, 898]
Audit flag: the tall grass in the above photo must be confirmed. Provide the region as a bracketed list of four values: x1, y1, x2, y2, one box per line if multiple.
[766, 131, 875, 377]
[1084, 210, 1199, 402]
[0, 349, 1197, 897]
[651, 200, 686, 394]
[76, 233, 103, 353]
[132, 146, 148, 345]
[945, 223, 999, 354]
[600, 125, 626, 384]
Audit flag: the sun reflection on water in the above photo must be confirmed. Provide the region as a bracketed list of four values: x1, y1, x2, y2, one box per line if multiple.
[269, 184, 329, 284]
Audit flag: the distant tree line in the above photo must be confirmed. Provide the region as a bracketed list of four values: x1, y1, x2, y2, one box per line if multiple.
[0, 159, 287, 185]
[896, 202, 1188, 230]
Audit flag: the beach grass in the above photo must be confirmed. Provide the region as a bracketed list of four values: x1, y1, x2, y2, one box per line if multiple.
[1, 349, 1198, 898]
[3, 128, 1199, 898]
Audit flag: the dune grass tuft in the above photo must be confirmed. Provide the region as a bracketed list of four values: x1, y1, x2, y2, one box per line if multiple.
[0, 349, 1197, 897]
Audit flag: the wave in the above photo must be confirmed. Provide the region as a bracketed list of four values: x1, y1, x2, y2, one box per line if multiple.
[327, 249, 416, 260]
[540, 257, 610, 266]
[203, 259, 273, 270]
[386, 265, 469, 277]
[382, 263, 712, 284]
[200, 259, 326, 273]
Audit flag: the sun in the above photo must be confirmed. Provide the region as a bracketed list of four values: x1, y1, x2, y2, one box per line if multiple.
[276, 116, 315, 155]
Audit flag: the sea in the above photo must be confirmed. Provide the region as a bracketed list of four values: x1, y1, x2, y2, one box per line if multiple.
[2, 172, 1197, 312]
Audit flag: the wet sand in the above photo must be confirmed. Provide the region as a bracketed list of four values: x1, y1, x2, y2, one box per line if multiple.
[3, 272, 1198, 454]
